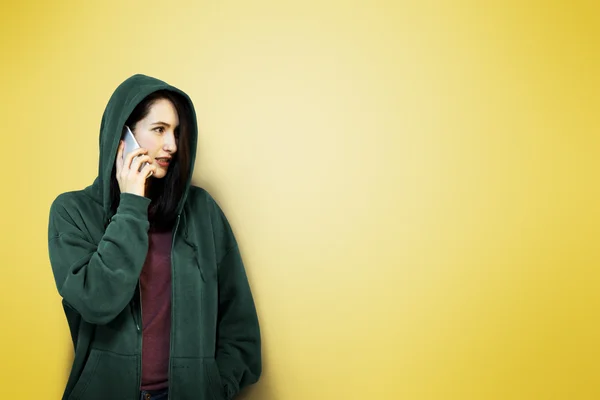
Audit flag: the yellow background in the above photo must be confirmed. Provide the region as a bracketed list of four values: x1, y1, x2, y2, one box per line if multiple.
[1, 1, 598, 399]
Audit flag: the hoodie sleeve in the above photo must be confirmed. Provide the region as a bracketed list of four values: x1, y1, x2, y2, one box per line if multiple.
[48, 192, 151, 325]
[210, 199, 262, 399]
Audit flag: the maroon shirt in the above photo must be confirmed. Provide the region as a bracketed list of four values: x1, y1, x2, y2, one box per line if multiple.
[140, 228, 173, 391]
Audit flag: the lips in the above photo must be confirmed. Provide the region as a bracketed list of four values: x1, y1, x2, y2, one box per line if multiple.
[155, 158, 171, 167]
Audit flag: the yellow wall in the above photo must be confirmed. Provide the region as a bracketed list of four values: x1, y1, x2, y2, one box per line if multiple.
[1, 1, 598, 398]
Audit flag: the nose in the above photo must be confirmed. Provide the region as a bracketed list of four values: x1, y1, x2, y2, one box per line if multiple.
[163, 131, 178, 153]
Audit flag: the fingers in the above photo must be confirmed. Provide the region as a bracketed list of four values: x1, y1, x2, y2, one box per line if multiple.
[131, 154, 152, 174]
[115, 141, 124, 175]
[140, 162, 157, 179]
[123, 147, 148, 171]
[115, 142, 155, 196]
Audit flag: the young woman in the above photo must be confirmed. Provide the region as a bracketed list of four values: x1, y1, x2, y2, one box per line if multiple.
[48, 74, 261, 400]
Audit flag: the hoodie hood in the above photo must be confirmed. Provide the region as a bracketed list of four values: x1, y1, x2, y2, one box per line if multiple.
[91, 74, 198, 220]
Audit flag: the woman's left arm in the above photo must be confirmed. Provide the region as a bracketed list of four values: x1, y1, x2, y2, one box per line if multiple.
[215, 242, 262, 399]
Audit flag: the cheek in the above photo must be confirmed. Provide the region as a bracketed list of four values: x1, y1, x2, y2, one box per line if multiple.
[137, 135, 161, 155]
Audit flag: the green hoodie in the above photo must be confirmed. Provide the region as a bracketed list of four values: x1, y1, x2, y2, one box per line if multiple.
[47, 74, 261, 400]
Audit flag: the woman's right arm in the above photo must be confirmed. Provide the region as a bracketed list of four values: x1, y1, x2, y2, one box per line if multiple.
[48, 141, 156, 325]
[48, 192, 151, 325]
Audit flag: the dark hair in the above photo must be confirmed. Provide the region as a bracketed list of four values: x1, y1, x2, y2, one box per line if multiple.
[110, 89, 192, 231]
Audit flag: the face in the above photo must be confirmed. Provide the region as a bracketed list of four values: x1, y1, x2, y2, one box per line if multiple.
[131, 98, 179, 179]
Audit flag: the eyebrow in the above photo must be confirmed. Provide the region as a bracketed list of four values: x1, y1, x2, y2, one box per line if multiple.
[150, 121, 175, 128]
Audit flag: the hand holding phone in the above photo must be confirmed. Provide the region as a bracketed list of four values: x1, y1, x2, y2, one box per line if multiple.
[115, 126, 156, 197]
[122, 126, 149, 173]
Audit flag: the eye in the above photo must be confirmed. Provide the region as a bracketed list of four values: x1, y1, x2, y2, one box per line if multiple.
[154, 126, 165, 133]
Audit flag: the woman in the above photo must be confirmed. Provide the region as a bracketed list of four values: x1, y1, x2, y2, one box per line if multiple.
[47, 74, 261, 400]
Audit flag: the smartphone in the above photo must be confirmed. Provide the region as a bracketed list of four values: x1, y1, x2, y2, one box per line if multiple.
[122, 126, 148, 172]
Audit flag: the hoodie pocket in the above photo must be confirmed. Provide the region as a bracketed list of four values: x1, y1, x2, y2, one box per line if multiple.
[68, 349, 138, 400]
[183, 236, 219, 283]
[68, 349, 101, 400]
[205, 358, 225, 400]
[169, 357, 224, 400]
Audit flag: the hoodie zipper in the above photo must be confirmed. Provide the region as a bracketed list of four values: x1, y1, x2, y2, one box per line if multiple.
[136, 279, 143, 395]
[135, 215, 181, 398]
[167, 214, 181, 400]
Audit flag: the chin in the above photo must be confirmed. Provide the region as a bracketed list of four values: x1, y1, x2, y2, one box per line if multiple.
[152, 170, 168, 179]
